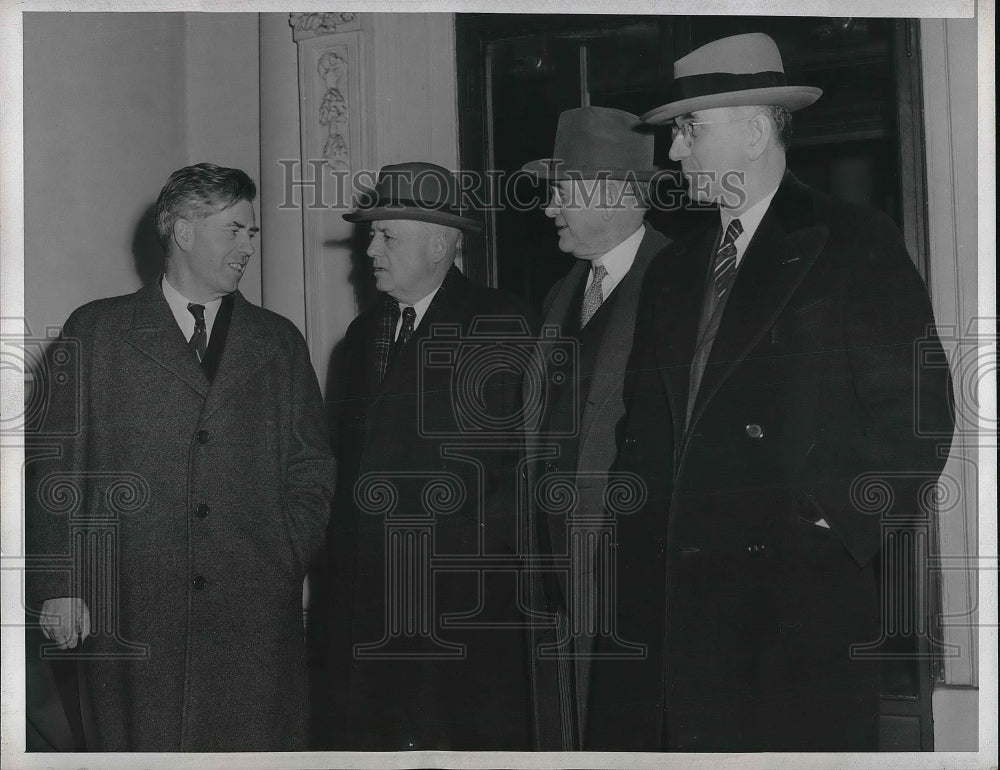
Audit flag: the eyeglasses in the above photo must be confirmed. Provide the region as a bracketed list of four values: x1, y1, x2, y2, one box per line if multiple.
[671, 116, 753, 142]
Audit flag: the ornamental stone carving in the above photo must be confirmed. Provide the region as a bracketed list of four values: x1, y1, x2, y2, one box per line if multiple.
[289, 12, 360, 41]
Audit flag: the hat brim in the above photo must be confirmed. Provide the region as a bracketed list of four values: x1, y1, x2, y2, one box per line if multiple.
[520, 159, 658, 182]
[342, 206, 483, 232]
[640, 86, 823, 124]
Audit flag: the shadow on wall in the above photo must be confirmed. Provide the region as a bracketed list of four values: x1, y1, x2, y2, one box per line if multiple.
[132, 204, 164, 286]
[323, 222, 377, 439]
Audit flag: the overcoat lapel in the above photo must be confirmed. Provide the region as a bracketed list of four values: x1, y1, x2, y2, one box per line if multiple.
[542, 262, 588, 332]
[122, 284, 209, 399]
[202, 293, 281, 422]
[651, 227, 717, 456]
[687, 179, 829, 433]
[536, 260, 593, 588]
[369, 266, 468, 403]
[579, 227, 667, 445]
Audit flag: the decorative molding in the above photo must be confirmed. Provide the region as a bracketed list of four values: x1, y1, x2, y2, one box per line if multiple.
[318, 50, 350, 172]
[289, 12, 359, 41]
[292, 24, 370, 378]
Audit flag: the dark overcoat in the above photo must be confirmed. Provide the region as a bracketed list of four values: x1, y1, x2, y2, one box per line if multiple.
[524, 225, 671, 749]
[586, 176, 955, 751]
[26, 285, 336, 751]
[320, 266, 536, 750]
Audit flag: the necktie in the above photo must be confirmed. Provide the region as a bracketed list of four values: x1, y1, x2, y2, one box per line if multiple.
[394, 306, 417, 357]
[580, 263, 608, 327]
[187, 303, 207, 363]
[712, 218, 743, 300]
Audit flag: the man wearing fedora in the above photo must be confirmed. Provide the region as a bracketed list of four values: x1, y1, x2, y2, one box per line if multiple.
[316, 161, 535, 750]
[586, 33, 954, 751]
[519, 107, 672, 750]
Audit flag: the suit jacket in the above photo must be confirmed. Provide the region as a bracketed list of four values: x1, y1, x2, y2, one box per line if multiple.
[586, 175, 955, 751]
[25, 285, 336, 751]
[524, 224, 671, 749]
[321, 266, 536, 750]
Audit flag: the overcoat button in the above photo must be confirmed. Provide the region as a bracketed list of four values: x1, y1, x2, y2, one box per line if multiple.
[545, 462, 558, 472]
[745, 423, 764, 439]
[192, 575, 207, 590]
[195, 503, 210, 519]
[196, 430, 210, 444]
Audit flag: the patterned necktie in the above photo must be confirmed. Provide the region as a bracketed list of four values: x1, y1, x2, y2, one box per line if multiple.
[187, 303, 207, 363]
[580, 263, 608, 327]
[712, 218, 743, 300]
[395, 306, 417, 356]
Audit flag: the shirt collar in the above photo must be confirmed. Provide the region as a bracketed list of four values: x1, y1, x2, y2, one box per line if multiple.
[591, 224, 645, 286]
[161, 275, 224, 336]
[720, 185, 779, 266]
[398, 284, 441, 331]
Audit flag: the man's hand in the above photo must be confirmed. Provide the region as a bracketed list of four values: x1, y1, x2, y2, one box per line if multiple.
[39, 597, 91, 649]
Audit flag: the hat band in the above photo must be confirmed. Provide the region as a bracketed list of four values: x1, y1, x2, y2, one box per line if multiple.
[674, 70, 787, 102]
[365, 195, 466, 218]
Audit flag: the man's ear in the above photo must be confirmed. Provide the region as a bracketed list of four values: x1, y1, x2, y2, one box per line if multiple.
[601, 180, 621, 222]
[429, 230, 448, 264]
[173, 218, 194, 252]
[746, 112, 772, 161]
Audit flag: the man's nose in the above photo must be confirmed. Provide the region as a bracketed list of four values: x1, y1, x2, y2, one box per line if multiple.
[543, 199, 557, 219]
[668, 132, 691, 161]
[238, 233, 256, 257]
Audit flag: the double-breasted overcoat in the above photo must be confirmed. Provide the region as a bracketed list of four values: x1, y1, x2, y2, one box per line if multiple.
[586, 176, 955, 751]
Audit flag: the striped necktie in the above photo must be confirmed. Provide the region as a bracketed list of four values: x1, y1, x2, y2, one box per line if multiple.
[187, 303, 207, 363]
[712, 218, 743, 300]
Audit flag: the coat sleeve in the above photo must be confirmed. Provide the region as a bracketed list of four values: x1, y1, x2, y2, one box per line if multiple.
[280, 327, 337, 575]
[799, 211, 955, 566]
[25, 307, 93, 607]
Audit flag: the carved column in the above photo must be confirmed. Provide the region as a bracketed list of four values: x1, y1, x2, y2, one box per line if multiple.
[288, 13, 460, 380]
[289, 12, 371, 383]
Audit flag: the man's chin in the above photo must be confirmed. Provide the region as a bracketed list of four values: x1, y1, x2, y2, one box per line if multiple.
[555, 235, 575, 255]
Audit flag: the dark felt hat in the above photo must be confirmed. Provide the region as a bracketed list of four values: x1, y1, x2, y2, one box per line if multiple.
[521, 107, 657, 181]
[641, 33, 822, 125]
[342, 161, 482, 232]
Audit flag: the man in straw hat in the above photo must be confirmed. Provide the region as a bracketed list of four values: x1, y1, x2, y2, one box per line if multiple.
[315, 162, 535, 750]
[519, 107, 672, 750]
[586, 33, 955, 751]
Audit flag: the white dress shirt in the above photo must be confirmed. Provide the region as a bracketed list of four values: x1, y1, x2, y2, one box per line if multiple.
[394, 286, 440, 340]
[582, 224, 646, 297]
[161, 276, 223, 342]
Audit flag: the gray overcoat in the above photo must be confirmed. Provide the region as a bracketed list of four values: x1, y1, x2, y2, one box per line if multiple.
[26, 285, 336, 751]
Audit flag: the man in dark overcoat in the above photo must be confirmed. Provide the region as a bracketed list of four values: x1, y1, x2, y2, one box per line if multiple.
[518, 107, 671, 749]
[26, 163, 336, 751]
[585, 33, 955, 751]
[318, 162, 535, 750]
